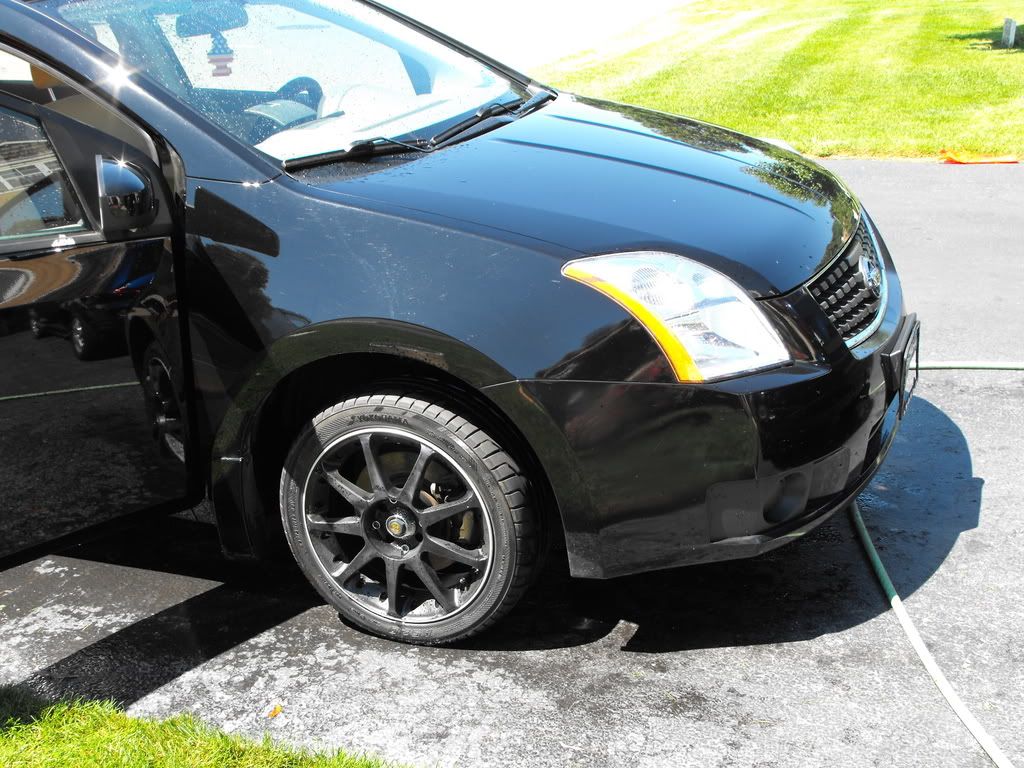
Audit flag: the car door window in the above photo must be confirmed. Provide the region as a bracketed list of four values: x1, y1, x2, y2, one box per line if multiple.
[0, 48, 31, 84]
[0, 47, 42, 104]
[0, 105, 86, 243]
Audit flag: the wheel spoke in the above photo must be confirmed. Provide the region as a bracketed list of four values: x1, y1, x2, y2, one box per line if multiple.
[307, 514, 362, 537]
[330, 544, 375, 584]
[360, 435, 387, 493]
[321, 468, 372, 512]
[411, 558, 456, 613]
[305, 426, 496, 624]
[417, 491, 478, 527]
[384, 558, 402, 618]
[422, 535, 487, 567]
[398, 444, 433, 505]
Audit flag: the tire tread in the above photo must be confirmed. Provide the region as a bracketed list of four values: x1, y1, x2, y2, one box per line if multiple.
[281, 390, 538, 646]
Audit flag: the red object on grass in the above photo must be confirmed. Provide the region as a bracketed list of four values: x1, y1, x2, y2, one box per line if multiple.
[941, 149, 1018, 164]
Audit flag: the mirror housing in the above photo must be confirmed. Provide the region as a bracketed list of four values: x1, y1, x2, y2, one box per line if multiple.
[38, 107, 173, 241]
[95, 156, 159, 233]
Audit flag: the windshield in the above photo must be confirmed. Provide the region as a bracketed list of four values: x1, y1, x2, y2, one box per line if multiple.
[35, 0, 529, 163]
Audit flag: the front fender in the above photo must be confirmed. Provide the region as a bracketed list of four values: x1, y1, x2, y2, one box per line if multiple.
[186, 176, 658, 565]
[211, 316, 516, 462]
[208, 318, 597, 565]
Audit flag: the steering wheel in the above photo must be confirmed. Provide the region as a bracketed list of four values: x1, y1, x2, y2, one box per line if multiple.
[275, 77, 324, 112]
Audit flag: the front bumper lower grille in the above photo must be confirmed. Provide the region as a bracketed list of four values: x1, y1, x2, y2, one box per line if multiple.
[807, 220, 883, 344]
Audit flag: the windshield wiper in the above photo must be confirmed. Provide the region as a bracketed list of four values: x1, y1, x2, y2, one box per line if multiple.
[512, 88, 557, 117]
[282, 89, 557, 171]
[428, 100, 520, 147]
[283, 136, 433, 172]
[428, 89, 557, 147]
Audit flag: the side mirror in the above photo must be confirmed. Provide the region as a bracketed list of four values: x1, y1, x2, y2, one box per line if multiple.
[95, 156, 159, 233]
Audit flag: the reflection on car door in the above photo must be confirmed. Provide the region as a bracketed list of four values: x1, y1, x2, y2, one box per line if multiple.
[0, 56, 189, 559]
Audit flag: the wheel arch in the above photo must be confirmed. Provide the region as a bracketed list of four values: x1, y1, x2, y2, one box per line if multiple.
[208, 318, 575, 565]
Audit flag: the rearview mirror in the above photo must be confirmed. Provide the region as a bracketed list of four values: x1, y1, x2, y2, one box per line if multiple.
[95, 157, 159, 233]
[176, 2, 248, 38]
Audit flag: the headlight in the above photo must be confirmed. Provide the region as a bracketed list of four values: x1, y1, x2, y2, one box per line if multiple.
[562, 252, 791, 382]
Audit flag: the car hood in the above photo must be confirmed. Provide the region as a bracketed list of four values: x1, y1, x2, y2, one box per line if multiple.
[304, 95, 861, 298]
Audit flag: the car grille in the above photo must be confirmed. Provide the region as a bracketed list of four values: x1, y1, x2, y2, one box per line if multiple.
[807, 220, 882, 344]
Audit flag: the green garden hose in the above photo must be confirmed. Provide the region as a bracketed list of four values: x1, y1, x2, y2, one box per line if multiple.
[850, 501, 1016, 768]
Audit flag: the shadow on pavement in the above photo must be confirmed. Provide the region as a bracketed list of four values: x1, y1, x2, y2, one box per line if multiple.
[7, 397, 980, 707]
[14, 520, 321, 708]
[473, 396, 982, 652]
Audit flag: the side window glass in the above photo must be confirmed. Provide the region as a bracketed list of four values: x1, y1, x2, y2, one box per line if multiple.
[0, 49, 32, 84]
[0, 106, 86, 243]
[0, 48, 46, 105]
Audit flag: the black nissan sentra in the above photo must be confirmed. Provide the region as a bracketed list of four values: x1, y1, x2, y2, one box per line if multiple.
[0, 0, 919, 644]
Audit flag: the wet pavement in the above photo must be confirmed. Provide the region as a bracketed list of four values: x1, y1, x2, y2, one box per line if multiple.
[1, 162, 1023, 767]
[0, 332, 182, 560]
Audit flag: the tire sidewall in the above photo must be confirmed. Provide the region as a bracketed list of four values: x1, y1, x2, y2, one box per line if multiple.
[281, 399, 518, 644]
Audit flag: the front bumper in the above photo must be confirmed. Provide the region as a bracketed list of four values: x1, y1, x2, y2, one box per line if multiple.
[493, 307, 920, 579]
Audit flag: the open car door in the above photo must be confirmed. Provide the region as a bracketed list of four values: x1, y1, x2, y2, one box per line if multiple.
[0, 50, 191, 560]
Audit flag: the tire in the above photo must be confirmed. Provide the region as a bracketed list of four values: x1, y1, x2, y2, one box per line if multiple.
[280, 393, 538, 645]
[141, 341, 186, 463]
[70, 314, 103, 360]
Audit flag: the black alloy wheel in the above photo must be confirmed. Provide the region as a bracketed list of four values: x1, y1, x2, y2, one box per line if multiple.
[280, 394, 539, 645]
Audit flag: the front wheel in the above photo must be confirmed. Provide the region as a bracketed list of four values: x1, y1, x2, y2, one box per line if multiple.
[280, 394, 538, 645]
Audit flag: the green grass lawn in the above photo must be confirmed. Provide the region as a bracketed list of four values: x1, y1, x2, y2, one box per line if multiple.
[0, 687, 389, 768]
[537, 0, 1024, 157]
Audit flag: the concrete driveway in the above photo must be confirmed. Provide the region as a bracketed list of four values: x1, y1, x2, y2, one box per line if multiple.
[1, 161, 1022, 767]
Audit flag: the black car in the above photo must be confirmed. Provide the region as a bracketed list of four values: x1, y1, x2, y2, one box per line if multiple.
[27, 270, 154, 358]
[0, 0, 919, 644]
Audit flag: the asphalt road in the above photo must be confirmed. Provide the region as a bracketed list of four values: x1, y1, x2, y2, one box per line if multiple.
[1, 162, 1022, 768]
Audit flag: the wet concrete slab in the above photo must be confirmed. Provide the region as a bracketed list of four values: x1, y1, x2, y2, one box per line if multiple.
[1, 369, 1021, 767]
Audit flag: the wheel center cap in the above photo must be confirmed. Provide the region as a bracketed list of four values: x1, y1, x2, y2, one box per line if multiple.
[384, 512, 415, 539]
